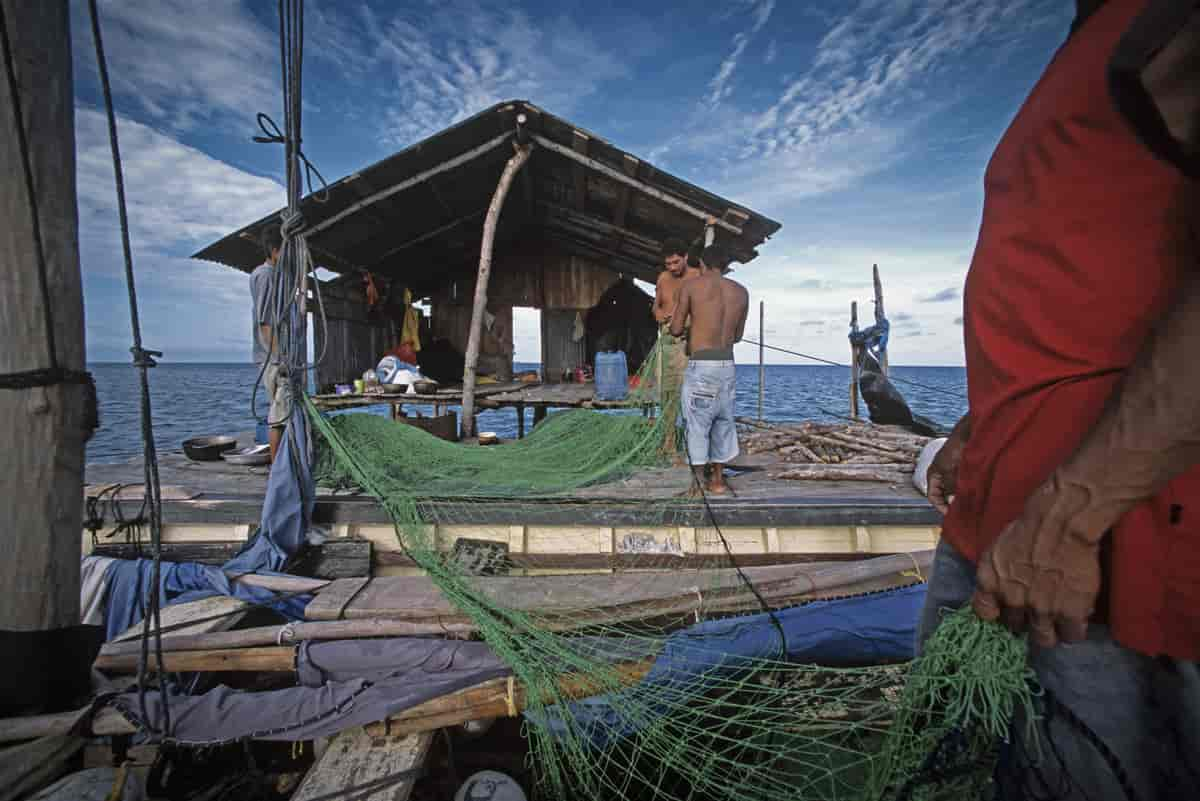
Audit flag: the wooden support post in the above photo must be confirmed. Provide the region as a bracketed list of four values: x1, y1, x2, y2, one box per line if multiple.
[0, 0, 85, 639]
[873, 263, 888, 376]
[460, 142, 533, 439]
[516, 403, 525, 439]
[850, 301, 860, 420]
[757, 301, 765, 421]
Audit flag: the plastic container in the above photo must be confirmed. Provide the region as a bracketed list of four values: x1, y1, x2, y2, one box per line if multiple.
[594, 351, 628, 401]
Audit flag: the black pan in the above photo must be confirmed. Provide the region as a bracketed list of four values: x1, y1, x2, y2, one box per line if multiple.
[182, 435, 237, 462]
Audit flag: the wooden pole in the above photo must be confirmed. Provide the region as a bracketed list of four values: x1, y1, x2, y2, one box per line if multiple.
[873, 263, 888, 376]
[0, 1, 84, 633]
[460, 142, 533, 439]
[849, 301, 860, 420]
[757, 300, 764, 421]
[93, 645, 296, 674]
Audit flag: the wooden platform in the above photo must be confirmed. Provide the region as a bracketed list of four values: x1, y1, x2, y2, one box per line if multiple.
[85, 429, 941, 574]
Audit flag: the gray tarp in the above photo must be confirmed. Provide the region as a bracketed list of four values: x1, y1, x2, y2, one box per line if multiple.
[111, 638, 510, 744]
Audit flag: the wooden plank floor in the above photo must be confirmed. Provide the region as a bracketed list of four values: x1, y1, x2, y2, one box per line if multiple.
[85, 428, 937, 529]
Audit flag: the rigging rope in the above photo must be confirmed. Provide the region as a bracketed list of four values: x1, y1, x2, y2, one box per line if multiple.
[86, 0, 170, 735]
[743, 338, 969, 400]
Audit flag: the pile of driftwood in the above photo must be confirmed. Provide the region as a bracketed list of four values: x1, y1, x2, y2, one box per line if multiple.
[737, 418, 932, 484]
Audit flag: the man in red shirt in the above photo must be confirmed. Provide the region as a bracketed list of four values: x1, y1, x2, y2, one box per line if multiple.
[921, 1, 1199, 798]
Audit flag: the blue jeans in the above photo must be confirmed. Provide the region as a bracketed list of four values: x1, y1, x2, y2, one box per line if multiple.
[918, 541, 1200, 801]
[680, 360, 738, 466]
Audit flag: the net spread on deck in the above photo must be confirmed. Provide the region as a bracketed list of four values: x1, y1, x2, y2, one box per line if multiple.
[307, 339, 1034, 801]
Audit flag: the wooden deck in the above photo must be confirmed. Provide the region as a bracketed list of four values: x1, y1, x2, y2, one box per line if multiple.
[85, 425, 941, 575]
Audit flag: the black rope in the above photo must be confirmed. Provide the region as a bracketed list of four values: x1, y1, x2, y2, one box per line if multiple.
[86, 0, 171, 736]
[252, 112, 328, 202]
[743, 338, 968, 400]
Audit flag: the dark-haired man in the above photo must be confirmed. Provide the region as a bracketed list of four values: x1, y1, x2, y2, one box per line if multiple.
[670, 243, 748, 494]
[250, 227, 288, 464]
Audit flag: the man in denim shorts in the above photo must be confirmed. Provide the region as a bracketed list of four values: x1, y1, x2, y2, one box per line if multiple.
[669, 243, 748, 495]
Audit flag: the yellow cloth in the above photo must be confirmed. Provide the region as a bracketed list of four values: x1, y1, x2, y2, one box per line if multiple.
[401, 288, 421, 352]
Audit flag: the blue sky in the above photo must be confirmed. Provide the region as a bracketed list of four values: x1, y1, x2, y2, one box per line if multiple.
[72, 0, 1074, 366]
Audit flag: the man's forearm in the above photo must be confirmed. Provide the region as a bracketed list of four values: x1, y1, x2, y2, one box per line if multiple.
[1054, 271, 1200, 541]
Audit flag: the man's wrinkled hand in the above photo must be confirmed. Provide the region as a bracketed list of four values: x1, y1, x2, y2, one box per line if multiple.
[927, 416, 969, 514]
[971, 476, 1103, 648]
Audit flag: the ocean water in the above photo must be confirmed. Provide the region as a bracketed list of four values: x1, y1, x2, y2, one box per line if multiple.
[86, 362, 968, 462]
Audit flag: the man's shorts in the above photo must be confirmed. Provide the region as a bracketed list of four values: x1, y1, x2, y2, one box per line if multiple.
[680, 360, 738, 466]
[263, 363, 293, 428]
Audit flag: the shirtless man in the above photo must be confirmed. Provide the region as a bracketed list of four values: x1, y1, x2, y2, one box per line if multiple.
[669, 243, 749, 494]
[653, 223, 711, 458]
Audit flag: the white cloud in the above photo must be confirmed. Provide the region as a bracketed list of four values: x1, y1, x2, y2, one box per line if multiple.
[309, 2, 629, 147]
[75, 0, 280, 129]
[660, 0, 1065, 209]
[704, 0, 776, 109]
[765, 40, 778, 65]
[75, 108, 282, 257]
[75, 107, 283, 360]
[729, 242, 969, 365]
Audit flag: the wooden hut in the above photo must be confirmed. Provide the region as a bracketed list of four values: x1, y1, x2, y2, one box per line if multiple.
[194, 100, 781, 393]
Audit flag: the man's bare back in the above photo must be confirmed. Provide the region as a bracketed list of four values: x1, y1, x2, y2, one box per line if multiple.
[670, 267, 749, 353]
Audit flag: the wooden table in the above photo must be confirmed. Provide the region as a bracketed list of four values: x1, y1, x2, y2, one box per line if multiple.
[311, 381, 532, 420]
[486, 382, 653, 438]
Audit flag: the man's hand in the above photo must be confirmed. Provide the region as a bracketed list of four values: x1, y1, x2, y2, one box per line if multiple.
[971, 468, 1112, 648]
[927, 415, 970, 514]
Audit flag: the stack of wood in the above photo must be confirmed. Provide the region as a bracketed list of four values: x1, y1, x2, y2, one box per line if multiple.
[737, 418, 933, 484]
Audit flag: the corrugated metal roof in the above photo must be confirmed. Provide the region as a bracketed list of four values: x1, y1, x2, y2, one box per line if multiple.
[193, 100, 781, 289]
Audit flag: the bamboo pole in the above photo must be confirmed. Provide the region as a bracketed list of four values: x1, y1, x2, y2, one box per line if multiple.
[873, 264, 888, 376]
[460, 142, 533, 439]
[757, 300, 765, 421]
[849, 301, 860, 420]
[0, 0, 85, 634]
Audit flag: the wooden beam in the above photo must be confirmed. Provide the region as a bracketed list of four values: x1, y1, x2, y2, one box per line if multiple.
[613, 154, 640, 228]
[365, 658, 655, 738]
[307, 133, 511, 238]
[0, 734, 84, 801]
[571, 130, 589, 211]
[532, 134, 743, 235]
[365, 208, 488, 269]
[291, 728, 433, 801]
[94, 645, 295, 673]
[460, 143, 534, 439]
[0, 707, 133, 744]
[0, 0, 84, 633]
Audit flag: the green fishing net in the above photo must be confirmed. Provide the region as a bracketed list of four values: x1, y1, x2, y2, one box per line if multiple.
[307, 338, 1035, 801]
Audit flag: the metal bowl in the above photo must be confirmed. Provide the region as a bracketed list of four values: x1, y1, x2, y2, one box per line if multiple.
[413, 380, 439, 394]
[182, 435, 238, 462]
[382, 384, 408, 394]
[221, 444, 271, 466]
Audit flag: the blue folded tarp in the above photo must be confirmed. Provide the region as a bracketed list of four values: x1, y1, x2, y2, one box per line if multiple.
[100, 411, 316, 640]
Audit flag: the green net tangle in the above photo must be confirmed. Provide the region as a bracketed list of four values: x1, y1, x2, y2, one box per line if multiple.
[307, 335, 1037, 800]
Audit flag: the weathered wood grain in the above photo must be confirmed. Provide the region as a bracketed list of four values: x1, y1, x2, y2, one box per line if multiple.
[0, 0, 84, 631]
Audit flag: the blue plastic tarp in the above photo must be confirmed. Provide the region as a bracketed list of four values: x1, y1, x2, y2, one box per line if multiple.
[101, 411, 315, 640]
[533, 583, 926, 747]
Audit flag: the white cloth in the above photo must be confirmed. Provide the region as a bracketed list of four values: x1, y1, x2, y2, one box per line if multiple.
[913, 437, 947, 496]
[80, 555, 117, 626]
